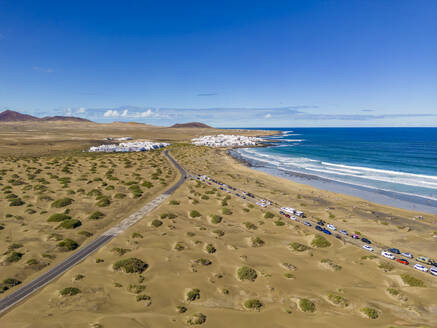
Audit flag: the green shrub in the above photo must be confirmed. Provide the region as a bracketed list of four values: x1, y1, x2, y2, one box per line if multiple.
[176, 305, 187, 313]
[289, 242, 310, 252]
[361, 307, 379, 319]
[186, 288, 200, 301]
[113, 258, 148, 273]
[51, 198, 73, 208]
[244, 299, 263, 310]
[96, 196, 110, 207]
[264, 211, 274, 219]
[400, 274, 425, 287]
[57, 239, 79, 251]
[187, 313, 206, 325]
[114, 193, 126, 199]
[88, 211, 105, 220]
[387, 288, 400, 296]
[237, 266, 257, 281]
[211, 215, 222, 224]
[132, 232, 143, 239]
[196, 258, 212, 266]
[222, 207, 232, 215]
[328, 294, 349, 307]
[274, 220, 285, 226]
[6, 252, 23, 263]
[151, 219, 163, 227]
[284, 273, 295, 279]
[136, 294, 151, 302]
[3, 278, 21, 287]
[9, 199, 24, 206]
[78, 230, 93, 237]
[58, 219, 82, 229]
[244, 222, 257, 230]
[174, 242, 185, 251]
[129, 185, 143, 198]
[212, 229, 224, 237]
[190, 210, 201, 218]
[311, 235, 331, 248]
[26, 258, 39, 265]
[111, 248, 131, 256]
[299, 298, 315, 312]
[128, 284, 146, 294]
[169, 200, 180, 205]
[378, 261, 394, 272]
[251, 237, 265, 247]
[60, 287, 81, 296]
[320, 259, 342, 271]
[142, 181, 153, 188]
[205, 244, 216, 254]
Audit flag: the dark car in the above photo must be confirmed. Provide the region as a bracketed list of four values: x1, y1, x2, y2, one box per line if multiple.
[279, 211, 285, 215]
[361, 238, 371, 244]
[352, 234, 360, 239]
[388, 248, 400, 254]
[335, 234, 342, 240]
[315, 225, 323, 231]
[322, 228, 332, 235]
[303, 221, 312, 227]
[317, 220, 325, 226]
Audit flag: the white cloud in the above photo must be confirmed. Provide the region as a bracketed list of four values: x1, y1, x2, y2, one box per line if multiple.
[65, 108, 73, 116]
[121, 109, 128, 117]
[264, 113, 272, 118]
[33, 66, 53, 73]
[77, 107, 86, 114]
[103, 110, 119, 117]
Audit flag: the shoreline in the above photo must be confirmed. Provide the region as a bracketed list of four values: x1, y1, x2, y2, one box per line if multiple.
[229, 148, 437, 215]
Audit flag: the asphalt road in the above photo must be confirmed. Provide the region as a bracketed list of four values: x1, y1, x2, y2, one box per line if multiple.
[0, 150, 186, 316]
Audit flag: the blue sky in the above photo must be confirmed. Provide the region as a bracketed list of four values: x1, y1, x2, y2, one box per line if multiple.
[0, 0, 436, 127]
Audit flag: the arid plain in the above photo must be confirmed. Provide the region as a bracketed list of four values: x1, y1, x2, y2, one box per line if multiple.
[0, 122, 436, 328]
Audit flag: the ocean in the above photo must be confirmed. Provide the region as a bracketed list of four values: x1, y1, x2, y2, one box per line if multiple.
[230, 128, 437, 214]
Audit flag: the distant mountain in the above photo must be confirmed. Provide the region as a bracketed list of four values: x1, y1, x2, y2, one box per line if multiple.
[0, 110, 39, 122]
[0, 110, 93, 123]
[41, 116, 92, 122]
[170, 122, 212, 128]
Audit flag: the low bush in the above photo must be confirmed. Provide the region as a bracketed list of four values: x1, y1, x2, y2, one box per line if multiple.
[210, 215, 222, 224]
[378, 261, 394, 272]
[58, 219, 82, 229]
[128, 284, 146, 294]
[132, 232, 143, 238]
[361, 307, 379, 319]
[57, 239, 79, 251]
[196, 258, 212, 266]
[113, 258, 148, 273]
[205, 244, 216, 254]
[174, 242, 185, 251]
[400, 274, 425, 287]
[311, 235, 331, 248]
[212, 229, 225, 237]
[59, 287, 81, 296]
[6, 252, 23, 263]
[320, 259, 342, 271]
[251, 237, 265, 247]
[51, 198, 73, 208]
[186, 288, 200, 301]
[176, 305, 187, 313]
[264, 211, 274, 219]
[222, 207, 232, 215]
[289, 242, 310, 252]
[96, 196, 110, 207]
[47, 213, 71, 222]
[114, 193, 126, 199]
[386, 287, 400, 296]
[274, 220, 285, 226]
[78, 230, 93, 237]
[244, 299, 263, 310]
[88, 211, 105, 220]
[237, 266, 257, 281]
[151, 219, 163, 227]
[244, 222, 257, 230]
[190, 210, 201, 218]
[169, 200, 180, 205]
[299, 298, 315, 312]
[111, 248, 131, 256]
[9, 198, 24, 206]
[328, 294, 349, 307]
[142, 181, 153, 188]
[187, 313, 206, 325]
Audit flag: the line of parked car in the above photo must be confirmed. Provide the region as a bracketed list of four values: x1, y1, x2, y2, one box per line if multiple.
[193, 174, 437, 277]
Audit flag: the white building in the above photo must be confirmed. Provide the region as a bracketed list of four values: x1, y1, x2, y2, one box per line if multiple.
[191, 134, 263, 147]
[89, 141, 169, 153]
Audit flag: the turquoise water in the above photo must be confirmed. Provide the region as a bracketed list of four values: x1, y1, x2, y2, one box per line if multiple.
[233, 128, 437, 205]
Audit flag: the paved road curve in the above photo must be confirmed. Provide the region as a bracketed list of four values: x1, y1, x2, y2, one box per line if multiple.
[0, 150, 186, 316]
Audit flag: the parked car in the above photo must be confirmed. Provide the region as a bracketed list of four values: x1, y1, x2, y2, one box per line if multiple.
[315, 225, 323, 232]
[317, 220, 325, 226]
[326, 224, 337, 231]
[401, 252, 413, 259]
[361, 238, 371, 244]
[416, 256, 432, 265]
[284, 214, 290, 218]
[363, 245, 373, 252]
[303, 221, 312, 227]
[352, 234, 360, 239]
[322, 228, 332, 235]
[381, 251, 395, 260]
[279, 211, 285, 215]
[388, 248, 401, 254]
[340, 229, 348, 235]
[396, 258, 409, 265]
[335, 234, 342, 240]
[414, 263, 428, 272]
[430, 267, 437, 276]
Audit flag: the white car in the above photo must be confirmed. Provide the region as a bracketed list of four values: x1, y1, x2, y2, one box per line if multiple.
[430, 267, 437, 276]
[326, 224, 337, 231]
[414, 264, 428, 272]
[381, 251, 395, 260]
[290, 216, 298, 221]
[401, 252, 413, 259]
[363, 245, 373, 252]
